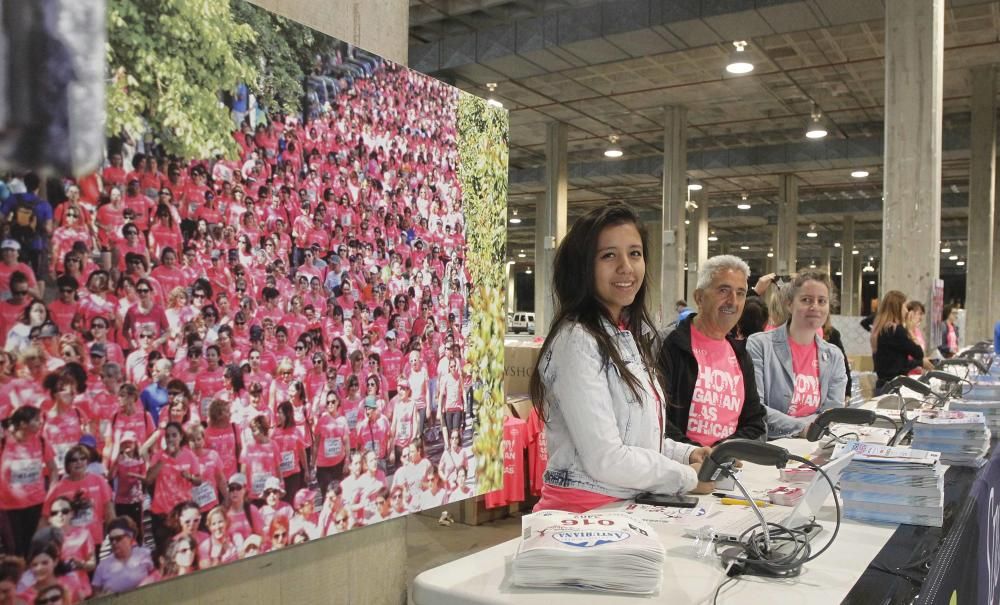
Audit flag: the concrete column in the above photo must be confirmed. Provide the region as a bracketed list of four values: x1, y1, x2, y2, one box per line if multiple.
[646, 223, 663, 324]
[854, 255, 866, 315]
[882, 0, 944, 348]
[995, 151, 1000, 316]
[686, 195, 708, 303]
[776, 175, 799, 274]
[660, 106, 687, 328]
[820, 248, 832, 277]
[534, 122, 568, 337]
[967, 65, 996, 341]
[767, 226, 779, 274]
[841, 217, 856, 315]
[506, 266, 516, 314]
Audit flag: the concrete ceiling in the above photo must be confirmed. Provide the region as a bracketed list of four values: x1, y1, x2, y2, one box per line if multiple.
[408, 0, 1000, 275]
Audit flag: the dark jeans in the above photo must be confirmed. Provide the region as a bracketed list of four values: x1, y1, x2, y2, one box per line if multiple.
[5, 504, 41, 557]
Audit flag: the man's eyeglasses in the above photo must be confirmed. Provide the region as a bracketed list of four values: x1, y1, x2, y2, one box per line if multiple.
[136, 288, 151, 294]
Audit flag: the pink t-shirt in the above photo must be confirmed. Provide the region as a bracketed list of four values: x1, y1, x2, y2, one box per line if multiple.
[686, 326, 745, 446]
[946, 324, 958, 353]
[44, 474, 113, 546]
[0, 435, 52, 509]
[787, 339, 821, 417]
[313, 414, 349, 468]
[150, 447, 200, 515]
[204, 424, 241, 479]
[532, 484, 620, 514]
[241, 441, 281, 499]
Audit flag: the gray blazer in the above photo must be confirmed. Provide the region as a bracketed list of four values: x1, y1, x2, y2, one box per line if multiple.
[745, 325, 848, 439]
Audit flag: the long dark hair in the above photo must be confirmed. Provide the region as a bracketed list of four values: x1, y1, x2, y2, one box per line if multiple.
[530, 202, 657, 420]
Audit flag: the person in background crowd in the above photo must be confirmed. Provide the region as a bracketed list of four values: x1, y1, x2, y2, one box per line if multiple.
[91, 517, 153, 596]
[746, 271, 847, 439]
[0, 406, 56, 557]
[904, 301, 928, 377]
[938, 304, 960, 359]
[658, 255, 767, 447]
[871, 290, 933, 393]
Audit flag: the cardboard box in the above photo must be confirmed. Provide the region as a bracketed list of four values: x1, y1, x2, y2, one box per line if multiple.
[848, 355, 874, 372]
[507, 394, 533, 420]
[504, 339, 543, 397]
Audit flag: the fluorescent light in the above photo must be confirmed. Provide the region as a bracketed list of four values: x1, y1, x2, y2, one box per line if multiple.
[852, 249, 860, 255]
[684, 219, 690, 225]
[956, 261, 966, 266]
[687, 182, 703, 191]
[940, 247, 951, 254]
[737, 203, 751, 210]
[805, 104, 827, 139]
[869, 280, 876, 285]
[833, 242, 841, 247]
[486, 98, 503, 108]
[605, 135, 623, 158]
[707, 231, 718, 242]
[725, 41, 754, 74]
[509, 217, 521, 224]
[948, 255, 959, 261]
[806, 231, 818, 238]
[740, 245, 750, 250]
[766, 252, 774, 258]
[525, 269, 533, 274]
[851, 170, 869, 178]
[835, 271, 842, 276]
[517, 250, 526, 258]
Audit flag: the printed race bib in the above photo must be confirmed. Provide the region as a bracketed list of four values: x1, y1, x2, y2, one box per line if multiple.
[192, 482, 216, 508]
[279, 451, 295, 474]
[252, 473, 268, 495]
[397, 421, 411, 441]
[364, 441, 378, 456]
[201, 398, 213, 418]
[323, 437, 343, 459]
[346, 410, 359, 428]
[10, 459, 42, 486]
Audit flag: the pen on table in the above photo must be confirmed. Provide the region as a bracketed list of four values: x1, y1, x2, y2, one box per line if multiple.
[716, 496, 771, 507]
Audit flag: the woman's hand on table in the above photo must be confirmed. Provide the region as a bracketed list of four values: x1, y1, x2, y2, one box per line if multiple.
[688, 446, 712, 465]
[687, 462, 714, 494]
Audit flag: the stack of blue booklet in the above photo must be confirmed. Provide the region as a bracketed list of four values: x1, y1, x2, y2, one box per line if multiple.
[833, 442, 944, 527]
[911, 409, 990, 467]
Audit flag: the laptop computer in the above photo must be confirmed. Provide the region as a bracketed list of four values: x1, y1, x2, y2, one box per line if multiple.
[683, 451, 855, 543]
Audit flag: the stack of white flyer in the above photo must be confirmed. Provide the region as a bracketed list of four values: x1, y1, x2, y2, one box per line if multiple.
[512, 510, 665, 595]
[949, 398, 1000, 433]
[912, 409, 990, 467]
[834, 441, 944, 527]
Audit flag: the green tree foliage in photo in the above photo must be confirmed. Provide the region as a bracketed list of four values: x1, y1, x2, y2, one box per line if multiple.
[456, 92, 509, 493]
[107, 0, 258, 159]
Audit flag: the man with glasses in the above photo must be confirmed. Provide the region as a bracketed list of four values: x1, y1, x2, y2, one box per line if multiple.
[0, 272, 32, 348]
[92, 517, 154, 596]
[0, 240, 39, 300]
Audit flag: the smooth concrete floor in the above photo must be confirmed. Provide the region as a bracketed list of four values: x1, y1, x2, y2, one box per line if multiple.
[405, 507, 522, 586]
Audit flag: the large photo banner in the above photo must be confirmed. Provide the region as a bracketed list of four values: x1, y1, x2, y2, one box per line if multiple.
[0, 1, 508, 602]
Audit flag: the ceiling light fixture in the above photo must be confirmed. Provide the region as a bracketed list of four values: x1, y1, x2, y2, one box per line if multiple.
[509, 208, 521, 224]
[833, 242, 841, 248]
[940, 243, 951, 254]
[708, 230, 718, 242]
[835, 271, 843, 276]
[851, 169, 869, 178]
[852, 249, 860, 255]
[684, 219, 690, 225]
[687, 180, 703, 191]
[948, 254, 959, 261]
[517, 250, 526, 258]
[525, 268, 533, 275]
[604, 135, 623, 158]
[485, 83, 503, 108]
[806, 223, 818, 238]
[740, 245, 750, 250]
[725, 40, 754, 74]
[767, 247, 774, 258]
[869, 280, 876, 285]
[862, 262, 875, 273]
[737, 191, 751, 210]
[805, 103, 828, 139]
[809, 260, 817, 268]
[956, 260, 966, 266]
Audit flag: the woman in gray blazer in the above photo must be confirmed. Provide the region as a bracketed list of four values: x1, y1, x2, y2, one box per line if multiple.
[746, 271, 848, 439]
